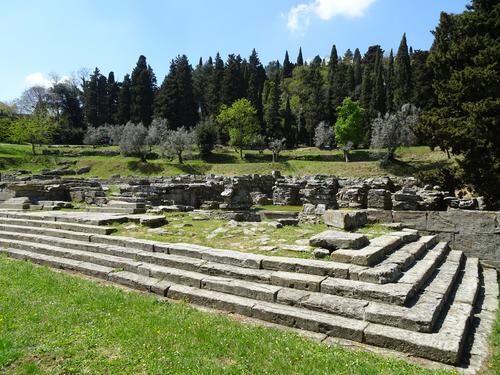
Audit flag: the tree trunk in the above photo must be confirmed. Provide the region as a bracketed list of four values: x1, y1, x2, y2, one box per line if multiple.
[239, 148, 243, 159]
[272, 152, 276, 163]
[31, 143, 36, 156]
[446, 148, 451, 159]
[343, 149, 350, 162]
[178, 152, 183, 164]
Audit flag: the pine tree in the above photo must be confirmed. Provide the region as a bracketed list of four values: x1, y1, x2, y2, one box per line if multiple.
[206, 53, 224, 115]
[130, 55, 156, 126]
[394, 33, 413, 108]
[385, 50, 395, 113]
[155, 55, 199, 129]
[296, 47, 304, 66]
[283, 50, 293, 78]
[107, 72, 119, 124]
[222, 54, 245, 105]
[247, 49, 266, 126]
[117, 74, 131, 124]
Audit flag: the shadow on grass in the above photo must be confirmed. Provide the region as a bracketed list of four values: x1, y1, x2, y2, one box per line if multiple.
[201, 153, 238, 164]
[381, 159, 451, 176]
[244, 150, 383, 163]
[127, 160, 164, 175]
[174, 163, 213, 175]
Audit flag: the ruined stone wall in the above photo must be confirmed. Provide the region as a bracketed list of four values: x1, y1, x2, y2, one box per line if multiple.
[367, 209, 500, 269]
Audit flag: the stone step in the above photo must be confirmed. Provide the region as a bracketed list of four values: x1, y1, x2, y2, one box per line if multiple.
[331, 230, 419, 266]
[0, 247, 479, 364]
[87, 207, 146, 214]
[349, 235, 439, 284]
[0, 210, 128, 226]
[363, 252, 470, 333]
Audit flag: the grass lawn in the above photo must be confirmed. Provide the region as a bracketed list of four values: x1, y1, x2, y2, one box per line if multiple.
[0, 143, 454, 179]
[0, 255, 466, 375]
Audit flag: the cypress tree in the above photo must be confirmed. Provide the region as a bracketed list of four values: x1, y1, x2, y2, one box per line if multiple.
[352, 48, 363, 99]
[265, 71, 282, 139]
[385, 50, 395, 113]
[96, 74, 108, 126]
[326, 45, 339, 123]
[130, 55, 156, 126]
[247, 49, 266, 126]
[302, 56, 325, 144]
[296, 47, 304, 66]
[83, 67, 99, 126]
[117, 74, 131, 124]
[370, 51, 386, 116]
[282, 97, 295, 148]
[107, 72, 119, 124]
[394, 33, 413, 108]
[206, 52, 224, 115]
[411, 50, 436, 110]
[193, 57, 213, 119]
[283, 50, 293, 78]
[222, 54, 245, 105]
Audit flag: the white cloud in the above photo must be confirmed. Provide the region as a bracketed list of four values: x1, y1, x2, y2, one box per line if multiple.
[287, 0, 376, 33]
[24, 72, 52, 88]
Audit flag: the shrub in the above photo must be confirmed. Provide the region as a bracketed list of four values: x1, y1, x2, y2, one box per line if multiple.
[195, 119, 218, 158]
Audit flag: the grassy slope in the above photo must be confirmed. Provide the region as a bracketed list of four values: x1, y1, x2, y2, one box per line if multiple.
[0, 143, 453, 179]
[0, 255, 459, 375]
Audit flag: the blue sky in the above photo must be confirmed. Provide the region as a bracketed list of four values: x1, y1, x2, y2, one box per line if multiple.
[1, 0, 470, 102]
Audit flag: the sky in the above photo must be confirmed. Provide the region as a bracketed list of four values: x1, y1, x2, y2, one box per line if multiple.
[0, 0, 470, 102]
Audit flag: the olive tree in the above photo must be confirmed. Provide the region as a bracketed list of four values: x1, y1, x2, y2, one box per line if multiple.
[269, 138, 286, 163]
[119, 121, 148, 161]
[314, 121, 334, 149]
[161, 126, 195, 164]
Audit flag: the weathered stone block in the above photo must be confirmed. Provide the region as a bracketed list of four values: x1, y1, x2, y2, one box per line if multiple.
[392, 211, 427, 231]
[367, 189, 392, 209]
[323, 210, 367, 231]
[309, 230, 369, 250]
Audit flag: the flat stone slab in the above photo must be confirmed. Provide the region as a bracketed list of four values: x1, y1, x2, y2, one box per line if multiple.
[309, 230, 369, 250]
[323, 210, 367, 231]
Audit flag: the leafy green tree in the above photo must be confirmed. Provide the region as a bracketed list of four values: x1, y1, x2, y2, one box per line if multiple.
[418, 0, 500, 204]
[117, 74, 131, 124]
[130, 55, 156, 126]
[10, 103, 57, 155]
[216, 98, 260, 158]
[394, 33, 413, 108]
[335, 97, 365, 162]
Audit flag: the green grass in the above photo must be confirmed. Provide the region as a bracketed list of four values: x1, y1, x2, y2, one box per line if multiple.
[112, 212, 394, 259]
[0, 143, 454, 179]
[0, 255, 460, 374]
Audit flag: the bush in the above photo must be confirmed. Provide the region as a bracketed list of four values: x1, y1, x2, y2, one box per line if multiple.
[83, 126, 110, 146]
[195, 119, 218, 158]
[119, 122, 148, 160]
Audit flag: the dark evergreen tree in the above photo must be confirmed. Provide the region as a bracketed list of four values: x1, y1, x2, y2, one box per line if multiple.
[117, 74, 131, 124]
[411, 50, 436, 110]
[265, 71, 282, 139]
[302, 56, 325, 144]
[193, 57, 213, 119]
[296, 47, 304, 66]
[97, 74, 108, 125]
[371, 51, 386, 116]
[283, 50, 293, 78]
[51, 81, 85, 143]
[107, 72, 119, 124]
[206, 52, 224, 115]
[130, 55, 156, 125]
[282, 97, 296, 148]
[353, 48, 362, 87]
[385, 49, 395, 113]
[155, 55, 199, 129]
[83, 67, 99, 126]
[326, 44, 339, 122]
[394, 33, 413, 107]
[418, 0, 500, 203]
[247, 49, 266, 126]
[221, 54, 245, 105]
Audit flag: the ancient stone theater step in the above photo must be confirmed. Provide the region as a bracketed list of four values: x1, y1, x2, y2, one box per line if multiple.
[0, 211, 496, 367]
